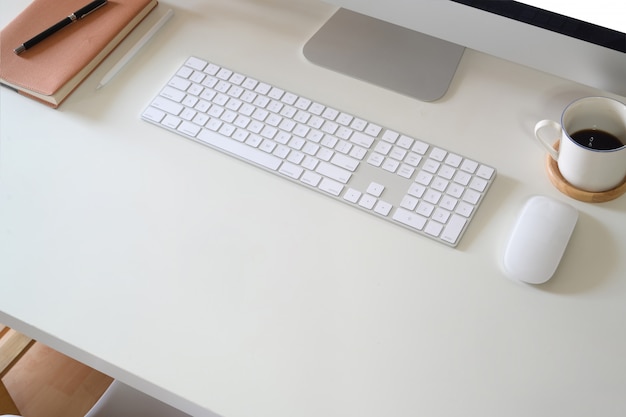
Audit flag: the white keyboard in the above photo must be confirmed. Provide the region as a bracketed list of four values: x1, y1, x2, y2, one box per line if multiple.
[141, 57, 496, 247]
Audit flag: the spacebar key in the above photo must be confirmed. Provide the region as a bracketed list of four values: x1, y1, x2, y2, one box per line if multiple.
[197, 128, 282, 171]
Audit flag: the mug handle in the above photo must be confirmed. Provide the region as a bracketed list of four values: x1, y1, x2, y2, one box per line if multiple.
[534, 119, 560, 161]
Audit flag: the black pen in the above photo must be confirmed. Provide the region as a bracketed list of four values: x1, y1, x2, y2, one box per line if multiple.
[14, 0, 108, 55]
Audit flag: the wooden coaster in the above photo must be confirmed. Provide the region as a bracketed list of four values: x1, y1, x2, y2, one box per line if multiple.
[546, 141, 626, 203]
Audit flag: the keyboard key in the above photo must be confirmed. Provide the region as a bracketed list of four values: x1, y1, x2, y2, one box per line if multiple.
[176, 66, 194, 78]
[318, 178, 343, 196]
[168, 78, 191, 95]
[382, 130, 399, 143]
[367, 182, 385, 197]
[279, 162, 304, 179]
[423, 159, 440, 174]
[350, 131, 375, 148]
[463, 189, 481, 205]
[343, 188, 362, 203]
[397, 164, 415, 179]
[440, 195, 458, 211]
[393, 208, 427, 230]
[432, 208, 451, 224]
[197, 129, 281, 170]
[416, 171, 433, 186]
[142, 107, 165, 123]
[425, 221, 444, 237]
[331, 153, 359, 172]
[322, 107, 339, 120]
[445, 153, 463, 167]
[367, 153, 384, 167]
[301, 171, 322, 187]
[461, 159, 478, 173]
[477, 165, 495, 180]
[389, 147, 407, 161]
[349, 146, 367, 160]
[408, 183, 426, 198]
[161, 86, 186, 102]
[412, 140, 429, 155]
[400, 195, 418, 210]
[178, 121, 201, 137]
[441, 215, 467, 244]
[358, 194, 377, 209]
[397, 135, 414, 149]
[151, 96, 183, 115]
[316, 161, 352, 184]
[162, 115, 181, 129]
[350, 118, 367, 131]
[456, 202, 474, 218]
[365, 123, 382, 137]
[430, 147, 447, 161]
[417, 202, 435, 217]
[381, 158, 399, 173]
[453, 171, 471, 186]
[374, 200, 393, 216]
[186, 56, 207, 70]
[404, 152, 422, 167]
[375, 141, 392, 155]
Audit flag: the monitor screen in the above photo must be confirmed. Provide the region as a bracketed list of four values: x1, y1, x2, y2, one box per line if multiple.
[304, 1, 626, 101]
[523, 1, 623, 33]
[453, 0, 625, 53]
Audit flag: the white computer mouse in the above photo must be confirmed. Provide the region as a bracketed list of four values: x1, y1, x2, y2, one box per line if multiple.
[503, 195, 578, 284]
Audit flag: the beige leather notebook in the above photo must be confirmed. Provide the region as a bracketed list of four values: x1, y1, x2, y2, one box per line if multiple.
[0, 0, 158, 108]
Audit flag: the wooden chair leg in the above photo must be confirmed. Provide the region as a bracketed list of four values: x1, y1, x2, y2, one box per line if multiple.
[0, 378, 21, 415]
[1, 325, 35, 379]
[1, 323, 33, 416]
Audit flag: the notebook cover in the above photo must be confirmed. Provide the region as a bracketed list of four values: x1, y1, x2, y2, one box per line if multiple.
[0, 0, 157, 106]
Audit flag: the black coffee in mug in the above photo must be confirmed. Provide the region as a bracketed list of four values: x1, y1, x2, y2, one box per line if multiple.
[570, 129, 624, 150]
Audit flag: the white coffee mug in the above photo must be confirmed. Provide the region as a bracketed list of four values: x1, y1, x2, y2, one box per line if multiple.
[534, 96, 626, 192]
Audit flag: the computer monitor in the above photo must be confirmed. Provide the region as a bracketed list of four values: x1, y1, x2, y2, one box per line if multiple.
[303, 1, 626, 101]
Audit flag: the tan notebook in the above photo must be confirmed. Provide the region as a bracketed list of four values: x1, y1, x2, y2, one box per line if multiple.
[0, 0, 158, 108]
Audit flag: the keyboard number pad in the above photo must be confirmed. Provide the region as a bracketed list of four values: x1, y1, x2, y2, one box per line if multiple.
[392, 144, 495, 245]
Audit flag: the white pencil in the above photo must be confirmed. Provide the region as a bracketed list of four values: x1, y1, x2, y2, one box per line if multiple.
[97, 8, 174, 89]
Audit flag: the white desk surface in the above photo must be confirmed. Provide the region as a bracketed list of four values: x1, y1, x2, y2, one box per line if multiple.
[2, 1, 626, 416]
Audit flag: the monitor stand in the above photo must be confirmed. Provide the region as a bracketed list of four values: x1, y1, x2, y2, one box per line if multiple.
[303, 8, 465, 102]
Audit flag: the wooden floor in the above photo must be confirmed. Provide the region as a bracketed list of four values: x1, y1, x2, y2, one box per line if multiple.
[1, 341, 113, 417]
